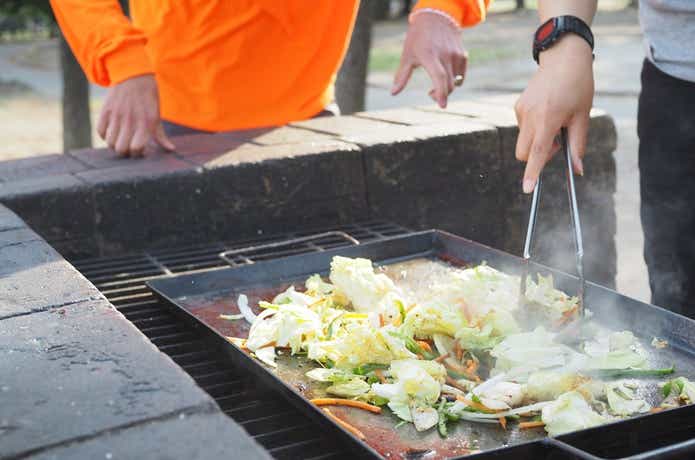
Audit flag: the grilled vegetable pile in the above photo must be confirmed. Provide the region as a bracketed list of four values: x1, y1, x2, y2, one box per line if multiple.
[226, 256, 686, 437]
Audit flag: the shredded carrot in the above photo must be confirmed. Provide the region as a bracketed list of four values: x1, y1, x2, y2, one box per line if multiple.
[455, 396, 499, 414]
[406, 303, 417, 312]
[555, 304, 579, 327]
[435, 352, 450, 363]
[498, 416, 507, 430]
[459, 299, 473, 324]
[259, 340, 277, 349]
[466, 359, 479, 375]
[416, 340, 432, 353]
[454, 341, 463, 362]
[416, 354, 424, 360]
[444, 359, 481, 383]
[323, 408, 366, 440]
[392, 315, 402, 327]
[374, 369, 387, 384]
[379, 314, 385, 328]
[519, 421, 546, 429]
[649, 407, 664, 414]
[445, 376, 470, 393]
[311, 398, 382, 414]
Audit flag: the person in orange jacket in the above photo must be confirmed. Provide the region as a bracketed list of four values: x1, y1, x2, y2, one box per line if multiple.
[50, 0, 489, 157]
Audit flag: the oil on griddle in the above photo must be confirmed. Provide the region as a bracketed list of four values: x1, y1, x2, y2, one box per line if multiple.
[175, 256, 694, 460]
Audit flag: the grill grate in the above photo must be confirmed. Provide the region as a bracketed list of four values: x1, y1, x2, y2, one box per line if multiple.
[70, 221, 411, 459]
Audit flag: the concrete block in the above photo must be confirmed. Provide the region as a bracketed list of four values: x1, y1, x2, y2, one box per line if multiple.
[0, 154, 88, 182]
[0, 299, 218, 458]
[0, 239, 103, 319]
[27, 411, 270, 460]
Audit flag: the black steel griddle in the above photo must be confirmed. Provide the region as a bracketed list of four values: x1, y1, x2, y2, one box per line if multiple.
[148, 230, 695, 459]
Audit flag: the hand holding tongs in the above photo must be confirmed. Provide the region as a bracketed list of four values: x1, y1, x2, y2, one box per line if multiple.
[519, 127, 585, 317]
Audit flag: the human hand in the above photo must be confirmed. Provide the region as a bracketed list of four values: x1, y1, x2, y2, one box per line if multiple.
[392, 11, 467, 108]
[514, 35, 594, 193]
[97, 74, 175, 157]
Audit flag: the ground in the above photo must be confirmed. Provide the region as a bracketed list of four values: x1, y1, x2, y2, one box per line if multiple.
[0, 3, 649, 302]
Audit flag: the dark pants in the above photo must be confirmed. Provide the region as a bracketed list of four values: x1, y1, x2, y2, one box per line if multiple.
[638, 59, 695, 317]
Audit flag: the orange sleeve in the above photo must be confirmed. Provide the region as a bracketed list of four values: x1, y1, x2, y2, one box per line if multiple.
[49, 0, 154, 86]
[412, 0, 491, 28]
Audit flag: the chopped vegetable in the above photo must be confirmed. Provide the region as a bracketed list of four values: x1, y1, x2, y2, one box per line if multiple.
[589, 366, 675, 379]
[311, 398, 382, 414]
[606, 382, 650, 416]
[519, 421, 546, 429]
[541, 391, 607, 436]
[219, 313, 245, 321]
[327, 379, 371, 398]
[322, 408, 366, 440]
[237, 294, 256, 324]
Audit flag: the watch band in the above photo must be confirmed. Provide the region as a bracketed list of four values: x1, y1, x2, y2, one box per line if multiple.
[533, 15, 594, 64]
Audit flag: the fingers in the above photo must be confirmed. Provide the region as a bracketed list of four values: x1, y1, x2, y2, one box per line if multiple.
[129, 126, 149, 158]
[104, 119, 120, 155]
[153, 122, 176, 151]
[97, 109, 109, 141]
[391, 56, 415, 96]
[421, 57, 450, 108]
[522, 126, 557, 194]
[114, 116, 134, 157]
[568, 113, 589, 175]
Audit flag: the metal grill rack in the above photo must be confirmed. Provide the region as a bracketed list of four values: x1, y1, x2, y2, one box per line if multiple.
[70, 221, 411, 460]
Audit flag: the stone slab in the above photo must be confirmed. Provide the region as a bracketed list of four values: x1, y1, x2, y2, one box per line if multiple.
[0, 154, 88, 182]
[354, 107, 476, 126]
[75, 156, 197, 186]
[27, 411, 270, 460]
[0, 205, 25, 232]
[290, 115, 402, 137]
[0, 299, 219, 458]
[1, 182, 97, 260]
[0, 174, 87, 199]
[0, 239, 103, 319]
[247, 126, 337, 146]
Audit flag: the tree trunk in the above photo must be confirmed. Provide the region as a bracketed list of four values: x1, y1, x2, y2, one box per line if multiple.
[59, 31, 92, 152]
[335, 0, 375, 115]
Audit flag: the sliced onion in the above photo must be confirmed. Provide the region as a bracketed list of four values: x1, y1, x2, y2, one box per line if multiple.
[441, 384, 466, 396]
[455, 401, 554, 420]
[237, 294, 256, 324]
[254, 346, 277, 368]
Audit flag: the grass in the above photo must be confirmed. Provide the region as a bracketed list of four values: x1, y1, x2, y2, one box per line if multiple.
[368, 45, 520, 73]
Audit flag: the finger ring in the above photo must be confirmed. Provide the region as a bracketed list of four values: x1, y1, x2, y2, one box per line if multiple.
[454, 75, 464, 87]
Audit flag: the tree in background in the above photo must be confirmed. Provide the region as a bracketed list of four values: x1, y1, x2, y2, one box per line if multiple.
[335, 0, 376, 114]
[0, 0, 91, 152]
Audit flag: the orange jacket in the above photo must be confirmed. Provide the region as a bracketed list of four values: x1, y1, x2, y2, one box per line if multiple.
[50, 0, 489, 132]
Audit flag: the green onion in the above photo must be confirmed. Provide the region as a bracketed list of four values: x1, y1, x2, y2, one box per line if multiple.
[353, 363, 389, 375]
[590, 366, 675, 379]
[662, 381, 673, 398]
[396, 300, 407, 323]
[437, 398, 448, 437]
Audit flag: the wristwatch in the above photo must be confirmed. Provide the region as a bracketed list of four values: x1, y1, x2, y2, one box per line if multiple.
[533, 15, 594, 64]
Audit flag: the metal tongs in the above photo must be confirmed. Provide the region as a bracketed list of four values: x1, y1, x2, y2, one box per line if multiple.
[519, 127, 586, 317]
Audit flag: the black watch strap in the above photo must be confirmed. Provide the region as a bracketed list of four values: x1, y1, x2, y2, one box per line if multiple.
[533, 15, 594, 64]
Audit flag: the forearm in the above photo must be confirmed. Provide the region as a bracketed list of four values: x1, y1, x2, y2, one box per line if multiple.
[538, 0, 597, 24]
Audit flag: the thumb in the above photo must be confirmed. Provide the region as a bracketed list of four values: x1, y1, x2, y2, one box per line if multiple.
[392, 57, 415, 96]
[154, 122, 176, 151]
[568, 114, 589, 176]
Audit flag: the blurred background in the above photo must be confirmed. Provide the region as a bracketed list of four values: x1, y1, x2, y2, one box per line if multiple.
[0, 0, 647, 301]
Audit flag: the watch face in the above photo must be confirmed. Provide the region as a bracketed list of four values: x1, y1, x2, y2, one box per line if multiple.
[535, 17, 557, 45]
[536, 18, 556, 43]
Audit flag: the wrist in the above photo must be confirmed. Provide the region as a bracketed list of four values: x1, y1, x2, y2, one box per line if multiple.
[538, 34, 593, 67]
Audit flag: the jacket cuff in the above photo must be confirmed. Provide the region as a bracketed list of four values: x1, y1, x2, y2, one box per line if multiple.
[103, 41, 154, 85]
[412, 0, 487, 28]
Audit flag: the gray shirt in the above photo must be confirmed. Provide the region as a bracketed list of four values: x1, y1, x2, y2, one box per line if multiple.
[640, 0, 695, 82]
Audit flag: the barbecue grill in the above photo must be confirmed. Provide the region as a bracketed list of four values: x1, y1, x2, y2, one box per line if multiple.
[71, 222, 695, 460]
